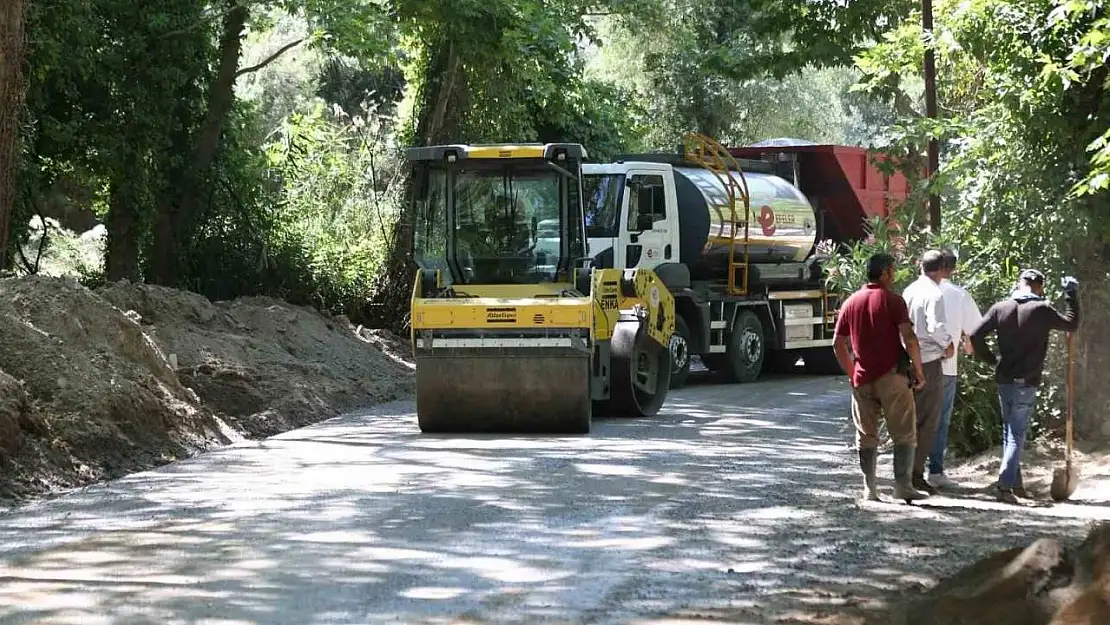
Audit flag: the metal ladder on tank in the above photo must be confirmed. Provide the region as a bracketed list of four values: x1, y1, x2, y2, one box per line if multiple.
[683, 133, 752, 296]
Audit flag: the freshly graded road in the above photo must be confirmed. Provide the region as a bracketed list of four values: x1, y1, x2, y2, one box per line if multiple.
[2, 373, 1108, 625]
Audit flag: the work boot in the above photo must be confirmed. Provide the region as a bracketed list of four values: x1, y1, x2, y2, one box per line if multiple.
[858, 447, 880, 501]
[892, 444, 929, 503]
[990, 479, 1030, 500]
[928, 472, 957, 489]
[912, 472, 938, 496]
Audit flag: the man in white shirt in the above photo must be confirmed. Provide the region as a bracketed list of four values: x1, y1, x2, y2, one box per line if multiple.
[902, 249, 955, 495]
[928, 249, 982, 488]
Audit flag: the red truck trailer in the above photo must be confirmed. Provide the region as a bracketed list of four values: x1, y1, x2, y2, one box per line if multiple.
[582, 135, 912, 388]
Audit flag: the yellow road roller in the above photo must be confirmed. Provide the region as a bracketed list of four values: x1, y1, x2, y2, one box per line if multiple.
[407, 142, 674, 433]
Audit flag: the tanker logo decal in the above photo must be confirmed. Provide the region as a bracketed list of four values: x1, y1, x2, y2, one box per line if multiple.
[758, 205, 776, 236]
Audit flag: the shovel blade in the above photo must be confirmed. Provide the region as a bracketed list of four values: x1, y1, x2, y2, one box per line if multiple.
[1050, 466, 1080, 501]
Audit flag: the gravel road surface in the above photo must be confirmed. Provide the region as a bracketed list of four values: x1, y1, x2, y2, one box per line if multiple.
[2, 373, 1108, 625]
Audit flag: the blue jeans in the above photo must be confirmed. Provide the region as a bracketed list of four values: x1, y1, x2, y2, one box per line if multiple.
[997, 382, 1038, 488]
[928, 375, 958, 475]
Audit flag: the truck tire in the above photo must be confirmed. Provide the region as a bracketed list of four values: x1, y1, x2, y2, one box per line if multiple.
[725, 309, 765, 383]
[669, 315, 692, 390]
[598, 319, 672, 418]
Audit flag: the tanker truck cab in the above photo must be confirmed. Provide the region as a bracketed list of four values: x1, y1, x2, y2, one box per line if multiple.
[582, 162, 680, 273]
[582, 136, 842, 389]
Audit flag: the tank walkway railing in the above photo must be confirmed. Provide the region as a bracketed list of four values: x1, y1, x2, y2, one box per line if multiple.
[682, 133, 751, 296]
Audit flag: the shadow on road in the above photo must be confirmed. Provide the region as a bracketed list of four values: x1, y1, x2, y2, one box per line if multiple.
[0, 375, 1101, 624]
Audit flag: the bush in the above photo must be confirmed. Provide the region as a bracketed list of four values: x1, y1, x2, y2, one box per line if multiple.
[259, 102, 404, 319]
[163, 100, 403, 323]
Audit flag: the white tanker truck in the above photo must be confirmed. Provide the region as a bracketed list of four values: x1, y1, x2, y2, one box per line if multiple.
[582, 135, 911, 388]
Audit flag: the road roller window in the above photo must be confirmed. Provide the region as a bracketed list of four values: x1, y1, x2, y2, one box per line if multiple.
[583, 174, 624, 239]
[413, 168, 450, 276]
[451, 166, 563, 284]
[627, 174, 666, 231]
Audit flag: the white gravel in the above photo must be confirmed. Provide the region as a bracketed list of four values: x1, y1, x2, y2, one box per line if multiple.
[1, 373, 1107, 624]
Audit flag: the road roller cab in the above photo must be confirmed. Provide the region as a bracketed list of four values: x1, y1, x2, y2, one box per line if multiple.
[407, 143, 675, 434]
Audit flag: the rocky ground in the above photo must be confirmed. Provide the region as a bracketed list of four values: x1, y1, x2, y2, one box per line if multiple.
[3, 273, 1110, 623]
[1, 372, 1109, 624]
[0, 275, 413, 503]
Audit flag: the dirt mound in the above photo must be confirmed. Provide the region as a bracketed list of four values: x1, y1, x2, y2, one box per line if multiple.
[0, 276, 412, 504]
[893, 522, 1110, 625]
[0, 276, 231, 500]
[97, 281, 413, 438]
[0, 370, 42, 457]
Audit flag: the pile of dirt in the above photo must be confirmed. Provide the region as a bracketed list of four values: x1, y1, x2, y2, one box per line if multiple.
[98, 281, 413, 438]
[355, 325, 415, 372]
[0, 276, 413, 503]
[891, 521, 1110, 624]
[0, 276, 232, 500]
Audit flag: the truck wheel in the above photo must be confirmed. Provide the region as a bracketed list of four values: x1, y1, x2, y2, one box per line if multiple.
[597, 319, 671, 418]
[725, 309, 765, 383]
[669, 315, 692, 390]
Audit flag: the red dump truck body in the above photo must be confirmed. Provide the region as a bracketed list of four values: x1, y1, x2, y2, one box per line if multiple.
[728, 144, 913, 244]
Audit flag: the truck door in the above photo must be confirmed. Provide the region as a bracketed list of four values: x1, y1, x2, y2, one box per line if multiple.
[619, 171, 675, 270]
[582, 167, 625, 269]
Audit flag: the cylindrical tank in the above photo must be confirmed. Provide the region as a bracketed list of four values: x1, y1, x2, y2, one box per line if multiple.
[671, 166, 818, 278]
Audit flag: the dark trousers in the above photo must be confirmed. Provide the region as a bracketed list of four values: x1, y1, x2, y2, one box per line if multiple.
[912, 358, 945, 476]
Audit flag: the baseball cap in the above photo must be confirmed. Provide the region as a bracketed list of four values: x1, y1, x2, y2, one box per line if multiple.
[1019, 269, 1045, 284]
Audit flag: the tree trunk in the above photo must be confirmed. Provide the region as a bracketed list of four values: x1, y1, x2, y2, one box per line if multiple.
[105, 174, 141, 282]
[363, 39, 465, 333]
[148, 2, 247, 286]
[0, 0, 25, 271]
[421, 41, 461, 144]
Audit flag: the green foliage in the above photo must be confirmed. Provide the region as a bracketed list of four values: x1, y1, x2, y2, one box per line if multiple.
[1046, 0, 1110, 198]
[18, 0, 650, 331]
[823, 208, 929, 296]
[13, 217, 105, 284]
[847, 0, 1110, 450]
[583, 0, 907, 147]
[261, 103, 403, 314]
[390, 0, 641, 148]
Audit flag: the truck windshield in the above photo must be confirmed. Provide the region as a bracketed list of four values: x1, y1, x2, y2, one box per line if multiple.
[582, 174, 623, 239]
[450, 165, 563, 284]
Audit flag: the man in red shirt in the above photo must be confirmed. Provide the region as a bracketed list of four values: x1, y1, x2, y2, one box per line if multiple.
[833, 253, 929, 503]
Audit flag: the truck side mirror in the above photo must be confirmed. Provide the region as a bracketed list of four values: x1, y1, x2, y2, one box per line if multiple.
[636, 213, 655, 232]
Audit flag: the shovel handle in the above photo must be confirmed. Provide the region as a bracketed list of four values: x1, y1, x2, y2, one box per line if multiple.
[1066, 332, 1074, 463]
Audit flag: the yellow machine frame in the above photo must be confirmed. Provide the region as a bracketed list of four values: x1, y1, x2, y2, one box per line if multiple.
[407, 143, 675, 434]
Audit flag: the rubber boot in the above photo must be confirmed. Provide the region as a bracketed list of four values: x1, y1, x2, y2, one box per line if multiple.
[858, 447, 880, 501]
[912, 472, 938, 496]
[892, 444, 929, 503]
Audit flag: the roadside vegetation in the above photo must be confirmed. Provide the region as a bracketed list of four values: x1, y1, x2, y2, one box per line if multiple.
[0, 0, 1108, 460]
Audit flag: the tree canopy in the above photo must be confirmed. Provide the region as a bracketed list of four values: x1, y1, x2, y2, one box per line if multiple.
[2, 0, 1109, 449]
